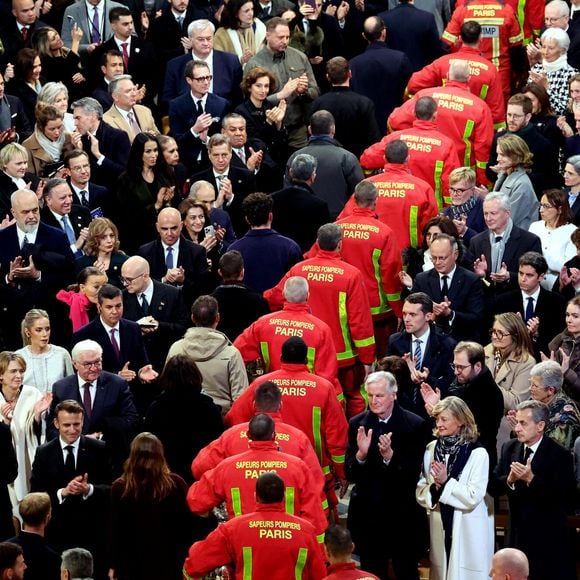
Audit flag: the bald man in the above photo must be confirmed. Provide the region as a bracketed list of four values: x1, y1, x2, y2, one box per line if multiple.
[489, 548, 529, 580]
[137, 207, 208, 310]
[0, 189, 74, 348]
[121, 255, 189, 370]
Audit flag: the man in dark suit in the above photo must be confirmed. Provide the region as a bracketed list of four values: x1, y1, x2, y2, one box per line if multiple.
[349, 16, 413, 134]
[471, 192, 542, 296]
[162, 18, 242, 108]
[0, 189, 74, 349]
[309, 57, 380, 158]
[120, 255, 189, 371]
[191, 134, 257, 237]
[412, 233, 485, 342]
[0, 72, 32, 146]
[6, 492, 61, 580]
[0, 422, 17, 540]
[346, 371, 430, 579]
[387, 292, 456, 417]
[168, 60, 228, 173]
[91, 49, 124, 111]
[39, 178, 91, 257]
[63, 149, 110, 213]
[491, 400, 577, 580]
[271, 153, 330, 252]
[378, 0, 441, 72]
[493, 252, 566, 359]
[30, 400, 112, 574]
[138, 207, 208, 309]
[254, 0, 296, 22]
[0, 0, 48, 64]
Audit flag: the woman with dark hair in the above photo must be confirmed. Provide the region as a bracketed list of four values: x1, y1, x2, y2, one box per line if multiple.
[529, 188, 577, 289]
[214, 0, 267, 66]
[235, 66, 288, 160]
[158, 135, 188, 201]
[22, 102, 74, 177]
[109, 432, 193, 580]
[6, 48, 45, 126]
[563, 154, 580, 224]
[32, 25, 86, 101]
[75, 218, 128, 289]
[115, 133, 176, 254]
[416, 396, 493, 580]
[523, 82, 561, 145]
[144, 354, 223, 484]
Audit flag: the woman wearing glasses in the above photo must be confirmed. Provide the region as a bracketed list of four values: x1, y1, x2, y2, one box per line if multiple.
[529, 188, 577, 289]
[484, 312, 536, 453]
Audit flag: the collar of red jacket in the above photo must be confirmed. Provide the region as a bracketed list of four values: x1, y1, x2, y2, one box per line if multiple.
[381, 162, 410, 175]
[412, 119, 437, 131]
[314, 249, 341, 260]
[351, 207, 376, 217]
[254, 501, 286, 513]
[280, 362, 309, 372]
[248, 440, 278, 451]
[283, 302, 310, 314]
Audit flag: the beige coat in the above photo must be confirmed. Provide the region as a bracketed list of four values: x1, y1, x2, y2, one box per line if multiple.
[102, 104, 160, 142]
[22, 132, 74, 178]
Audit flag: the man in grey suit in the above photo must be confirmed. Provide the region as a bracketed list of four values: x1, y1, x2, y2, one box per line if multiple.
[61, 0, 125, 59]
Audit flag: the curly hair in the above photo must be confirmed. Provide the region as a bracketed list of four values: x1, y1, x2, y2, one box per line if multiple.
[83, 218, 121, 256]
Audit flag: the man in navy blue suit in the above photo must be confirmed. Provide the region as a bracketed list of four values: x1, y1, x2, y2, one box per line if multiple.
[169, 59, 229, 172]
[63, 149, 110, 214]
[0, 189, 74, 349]
[162, 19, 242, 109]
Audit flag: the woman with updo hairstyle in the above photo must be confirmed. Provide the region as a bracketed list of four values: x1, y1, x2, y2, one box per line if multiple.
[144, 354, 223, 485]
[523, 82, 561, 145]
[492, 134, 539, 230]
[0, 143, 41, 218]
[38, 82, 75, 132]
[15, 309, 73, 394]
[213, 0, 267, 66]
[7, 48, 45, 126]
[75, 218, 128, 289]
[109, 432, 193, 580]
[158, 135, 187, 199]
[22, 102, 74, 177]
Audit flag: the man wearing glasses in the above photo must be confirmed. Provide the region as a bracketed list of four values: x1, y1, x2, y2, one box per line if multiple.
[46, 339, 138, 471]
[421, 341, 504, 467]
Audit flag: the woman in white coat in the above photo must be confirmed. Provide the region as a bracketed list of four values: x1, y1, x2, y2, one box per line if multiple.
[416, 396, 494, 580]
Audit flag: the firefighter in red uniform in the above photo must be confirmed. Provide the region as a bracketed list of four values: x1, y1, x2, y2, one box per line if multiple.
[406, 21, 506, 130]
[323, 525, 379, 580]
[340, 141, 438, 254]
[389, 61, 494, 185]
[184, 473, 327, 580]
[225, 338, 348, 510]
[264, 225, 375, 418]
[360, 97, 461, 209]
[192, 381, 325, 497]
[442, 0, 526, 104]
[234, 277, 342, 400]
[187, 414, 328, 541]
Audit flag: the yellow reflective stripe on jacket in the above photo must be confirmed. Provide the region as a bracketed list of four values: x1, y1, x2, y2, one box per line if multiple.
[259, 341, 270, 370]
[312, 406, 323, 461]
[433, 160, 444, 209]
[353, 335, 375, 348]
[409, 205, 419, 247]
[479, 83, 489, 100]
[231, 487, 243, 517]
[371, 248, 389, 314]
[285, 487, 295, 514]
[243, 547, 252, 580]
[295, 548, 308, 578]
[442, 31, 457, 44]
[463, 120, 475, 167]
[337, 291, 355, 360]
[306, 346, 316, 374]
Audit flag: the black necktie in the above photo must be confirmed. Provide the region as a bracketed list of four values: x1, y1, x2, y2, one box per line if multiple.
[494, 236, 503, 244]
[441, 275, 449, 298]
[79, 190, 89, 208]
[140, 293, 150, 315]
[523, 446, 532, 463]
[65, 445, 75, 475]
[525, 296, 534, 322]
[196, 99, 204, 116]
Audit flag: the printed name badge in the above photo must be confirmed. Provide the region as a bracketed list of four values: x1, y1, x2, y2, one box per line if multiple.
[481, 25, 499, 37]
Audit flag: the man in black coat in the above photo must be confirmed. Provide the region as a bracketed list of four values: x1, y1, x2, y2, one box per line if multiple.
[271, 153, 330, 252]
[30, 400, 112, 575]
[349, 16, 413, 134]
[0, 72, 32, 146]
[412, 234, 485, 342]
[137, 207, 208, 310]
[0, 0, 48, 64]
[63, 149, 110, 214]
[471, 192, 542, 297]
[70, 97, 131, 191]
[346, 371, 430, 579]
[493, 252, 566, 359]
[121, 256, 189, 371]
[309, 57, 380, 158]
[0, 422, 17, 540]
[491, 400, 577, 580]
[387, 292, 456, 417]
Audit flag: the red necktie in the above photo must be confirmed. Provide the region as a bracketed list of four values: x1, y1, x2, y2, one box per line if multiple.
[21, 26, 28, 41]
[121, 42, 129, 70]
[83, 382, 92, 417]
[110, 328, 121, 360]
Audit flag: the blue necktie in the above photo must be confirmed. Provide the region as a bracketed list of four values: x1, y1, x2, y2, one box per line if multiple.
[61, 215, 76, 245]
[525, 296, 534, 322]
[166, 246, 174, 269]
[414, 339, 422, 370]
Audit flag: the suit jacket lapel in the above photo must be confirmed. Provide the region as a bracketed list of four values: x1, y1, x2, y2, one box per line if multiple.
[92, 377, 106, 423]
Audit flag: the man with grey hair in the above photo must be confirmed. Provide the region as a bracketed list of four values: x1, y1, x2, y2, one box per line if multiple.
[346, 370, 429, 578]
[492, 399, 576, 579]
[271, 153, 330, 251]
[470, 192, 541, 294]
[285, 110, 363, 219]
[489, 548, 529, 580]
[528, 360, 580, 449]
[265, 223, 375, 417]
[60, 548, 93, 580]
[70, 97, 131, 189]
[102, 75, 159, 141]
[235, 275, 339, 390]
[389, 59, 494, 185]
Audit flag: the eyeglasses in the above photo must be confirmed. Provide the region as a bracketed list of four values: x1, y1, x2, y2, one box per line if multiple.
[529, 380, 547, 390]
[121, 272, 145, 285]
[450, 363, 472, 372]
[449, 186, 473, 194]
[539, 203, 554, 209]
[77, 359, 102, 369]
[192, 75, 213, 82]
[490, 329, 512, 339]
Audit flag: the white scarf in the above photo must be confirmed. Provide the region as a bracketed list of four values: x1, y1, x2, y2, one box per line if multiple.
[541, 53, 569, 73]
[35, 126, 65, 161]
